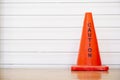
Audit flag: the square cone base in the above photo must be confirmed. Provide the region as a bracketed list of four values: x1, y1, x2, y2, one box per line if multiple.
[71, 65, 109, 71]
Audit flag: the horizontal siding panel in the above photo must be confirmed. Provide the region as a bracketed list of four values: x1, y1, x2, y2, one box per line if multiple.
[1, 16, 120, 27]
[1, 64, 120, 68]
[1, 28, 120, 39]
[1, 40, 120, 53]
[0, 0, 119, 2]
[1, 3, 120, 15]
[1, 53, 120, 65]
[0, 0, 120, 68]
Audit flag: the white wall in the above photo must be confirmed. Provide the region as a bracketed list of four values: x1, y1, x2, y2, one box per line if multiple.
[0, 0, 120, 68]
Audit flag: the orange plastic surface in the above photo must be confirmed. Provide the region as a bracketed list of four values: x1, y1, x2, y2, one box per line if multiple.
[71, 12, 109, 71]
[71, 65, 109, 71]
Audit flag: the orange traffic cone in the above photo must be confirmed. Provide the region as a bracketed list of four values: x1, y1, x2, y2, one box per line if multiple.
[71, 12, 109, 71]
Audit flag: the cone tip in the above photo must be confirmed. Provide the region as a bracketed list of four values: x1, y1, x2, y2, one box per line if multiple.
[85, 12, 92, 14]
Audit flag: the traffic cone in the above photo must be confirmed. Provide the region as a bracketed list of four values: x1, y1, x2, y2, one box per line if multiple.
[71, 12, 109, 71]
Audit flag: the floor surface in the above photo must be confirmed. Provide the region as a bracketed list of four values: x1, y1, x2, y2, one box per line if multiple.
[0, 68, 120, 80]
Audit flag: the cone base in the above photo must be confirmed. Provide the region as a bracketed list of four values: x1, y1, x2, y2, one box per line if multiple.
[71, 65, 109, 71]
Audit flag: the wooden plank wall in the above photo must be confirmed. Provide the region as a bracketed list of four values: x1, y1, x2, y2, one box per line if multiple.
[0, 0, 120, 68]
